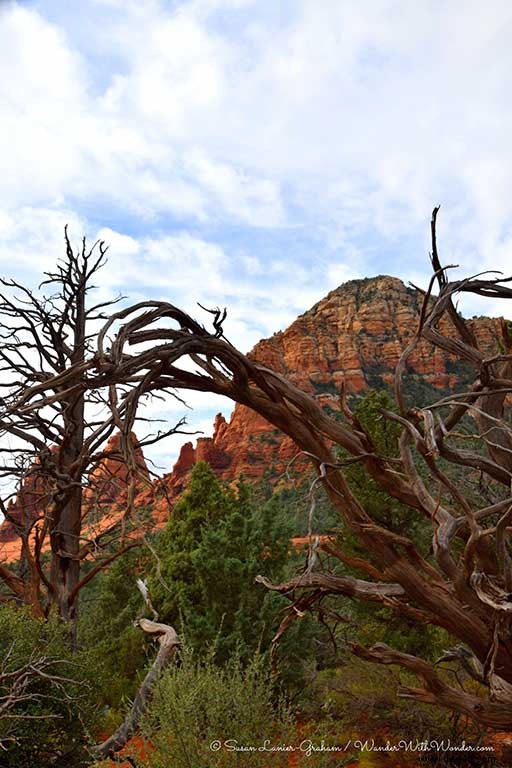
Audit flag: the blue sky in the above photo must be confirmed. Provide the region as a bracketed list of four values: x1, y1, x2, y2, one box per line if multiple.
[1, 0, 512, 472]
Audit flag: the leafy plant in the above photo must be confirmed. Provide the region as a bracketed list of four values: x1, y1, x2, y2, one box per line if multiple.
[141, 648, 295, 768]
[0, 604, 100, 767]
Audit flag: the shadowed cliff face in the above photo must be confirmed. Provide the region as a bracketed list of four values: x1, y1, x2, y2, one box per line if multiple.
[0, 275, 502, 548]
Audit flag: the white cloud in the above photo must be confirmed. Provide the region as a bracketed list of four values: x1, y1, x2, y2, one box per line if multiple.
[185, 149, 284, 226]
[0, 5, 90, 210]
[90, 224, 366, 349]
[0, 206, 87, 275]
[3, 0, 512, 258]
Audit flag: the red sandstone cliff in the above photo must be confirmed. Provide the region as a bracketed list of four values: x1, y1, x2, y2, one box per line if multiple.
[0, 432, 151, 554]
[85, 432, 151, 510]
[146, 275, 501, 519]
[0, 275, 503, 545]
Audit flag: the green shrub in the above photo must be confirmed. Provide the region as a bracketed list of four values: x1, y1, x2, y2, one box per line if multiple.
[0, 604, 100, 767]
[78, 546, 149, 710]
[140, 648, 295, 767]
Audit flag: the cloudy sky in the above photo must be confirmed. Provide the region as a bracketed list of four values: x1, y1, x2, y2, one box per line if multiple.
[1, 0, 512, 472]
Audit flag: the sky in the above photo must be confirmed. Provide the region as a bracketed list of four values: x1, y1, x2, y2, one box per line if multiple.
[1, 0, 512, 473]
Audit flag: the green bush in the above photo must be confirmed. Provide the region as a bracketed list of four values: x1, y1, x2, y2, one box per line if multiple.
[140, 648, 295, 768]
[78, 462, 326, 719]
[149, 462, 298, 665]
[78, 546, 149, 710]
[0, 604, 100, 767]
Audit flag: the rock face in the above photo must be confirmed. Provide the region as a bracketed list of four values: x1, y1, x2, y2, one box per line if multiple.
[85, 432, 150, 510]
[0, 458, 53, 545]
[145, 275, 501, 515]
[0, 275, 503, 545]
[0, 433, 151, 552]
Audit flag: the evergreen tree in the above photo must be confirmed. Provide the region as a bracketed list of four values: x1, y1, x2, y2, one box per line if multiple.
[150, 461, 296, 662]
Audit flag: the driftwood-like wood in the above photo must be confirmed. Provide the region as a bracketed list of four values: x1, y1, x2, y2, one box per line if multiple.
[94, 619, 180, 759]
[255, 572, 405, 601]
[352, 642, 512, 728]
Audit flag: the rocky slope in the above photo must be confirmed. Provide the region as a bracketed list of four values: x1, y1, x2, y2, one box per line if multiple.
[0, 275, 502, 551]
[146, 275, 500, 517]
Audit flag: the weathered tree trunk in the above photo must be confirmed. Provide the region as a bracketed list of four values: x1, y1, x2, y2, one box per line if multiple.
[49, 474, 83, 623]
[0, 232, 186, 624]
[94, 619, 180, 759]
[49, 280, 86, 624]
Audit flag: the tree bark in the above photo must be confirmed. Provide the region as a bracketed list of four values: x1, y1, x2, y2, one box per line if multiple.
[94, 619, 180, 759]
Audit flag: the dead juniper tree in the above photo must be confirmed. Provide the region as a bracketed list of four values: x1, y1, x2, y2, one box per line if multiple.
[74, 207, 512, 730]
[0, 230, 187, 623]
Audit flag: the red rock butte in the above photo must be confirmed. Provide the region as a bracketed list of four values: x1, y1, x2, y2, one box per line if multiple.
[0, 275, 502, 559]
[151, 275, 499, 497]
